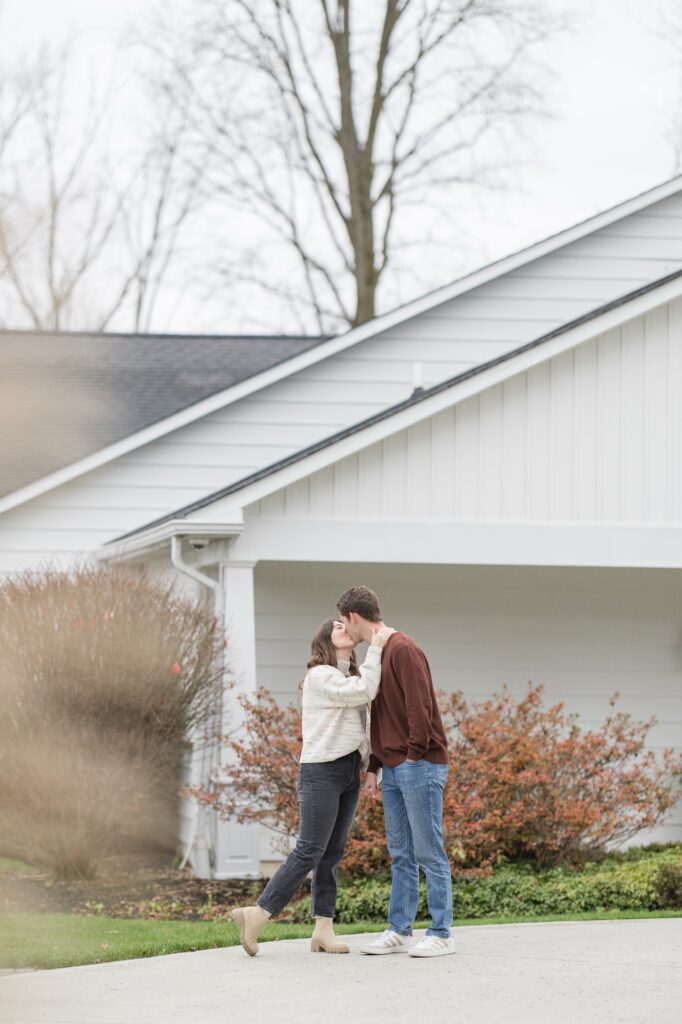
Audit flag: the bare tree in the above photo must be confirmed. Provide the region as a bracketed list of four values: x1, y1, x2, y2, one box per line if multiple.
[0, 47, 206, 332]
[98, 105, 208, 333]
[146, 0, 567, 332]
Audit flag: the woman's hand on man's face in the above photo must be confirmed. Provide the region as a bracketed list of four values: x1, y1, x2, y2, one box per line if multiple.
[370, 625, 395, 649]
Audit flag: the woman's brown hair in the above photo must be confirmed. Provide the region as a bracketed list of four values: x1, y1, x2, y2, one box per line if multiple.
[307, 618, 359, 674]
[298, 618, 359, 704]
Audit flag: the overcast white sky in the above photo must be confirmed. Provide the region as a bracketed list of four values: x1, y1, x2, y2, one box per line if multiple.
[2, 0, 681, 332]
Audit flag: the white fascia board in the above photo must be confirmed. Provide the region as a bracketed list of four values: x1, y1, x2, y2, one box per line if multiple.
[195, 271, 682, 522]
[97, 518, 243, 564]
[227, 518, 682, 570]
[3, 174, 682, 518]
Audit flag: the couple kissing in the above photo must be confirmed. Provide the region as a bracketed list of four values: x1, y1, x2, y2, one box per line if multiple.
[231, 585, 454, 959]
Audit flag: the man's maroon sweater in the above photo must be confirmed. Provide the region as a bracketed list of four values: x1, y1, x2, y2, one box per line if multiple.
[367, 631, 448, 774]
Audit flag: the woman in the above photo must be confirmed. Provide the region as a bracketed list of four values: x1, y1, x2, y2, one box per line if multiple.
[231, 617, 393, 957]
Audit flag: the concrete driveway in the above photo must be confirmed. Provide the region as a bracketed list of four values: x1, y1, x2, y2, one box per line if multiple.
[1, 918, 680, 1024]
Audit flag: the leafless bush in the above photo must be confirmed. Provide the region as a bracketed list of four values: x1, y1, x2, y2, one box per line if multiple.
[0, 563, 225, 879]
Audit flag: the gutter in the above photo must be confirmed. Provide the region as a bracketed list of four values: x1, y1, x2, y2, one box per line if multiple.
[97, 518, 243, 563]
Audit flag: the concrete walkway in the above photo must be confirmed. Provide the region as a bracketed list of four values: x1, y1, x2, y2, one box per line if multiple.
[1, 919, 681, 1024]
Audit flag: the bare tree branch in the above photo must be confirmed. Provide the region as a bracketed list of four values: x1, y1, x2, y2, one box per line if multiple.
[0, 46, 207, 332]
[142, 0, 566, 331]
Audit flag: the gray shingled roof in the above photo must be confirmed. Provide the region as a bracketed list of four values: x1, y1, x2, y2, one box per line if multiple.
[0, 330, 326, 500]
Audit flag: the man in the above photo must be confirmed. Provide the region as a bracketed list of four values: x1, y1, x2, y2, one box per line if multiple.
[336, 585, 454, 958]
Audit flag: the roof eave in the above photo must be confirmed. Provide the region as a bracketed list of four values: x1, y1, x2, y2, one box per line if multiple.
[98, 518, 243, 564]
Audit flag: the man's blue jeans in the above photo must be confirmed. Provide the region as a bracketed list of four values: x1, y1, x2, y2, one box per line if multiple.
[381, 759, 452, 938]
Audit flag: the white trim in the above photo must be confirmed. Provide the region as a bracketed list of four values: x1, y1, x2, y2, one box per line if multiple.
[190, 271, 682, 522]
[97, 518, 243, 563]
[3, 174, 682, 516]
[227, 518, 682, 570]
[212, 560, 261, 879]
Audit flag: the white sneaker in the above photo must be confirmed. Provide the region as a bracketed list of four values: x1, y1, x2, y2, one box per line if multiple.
[407, 933, 456, 958]
[360, 929, 416, 954]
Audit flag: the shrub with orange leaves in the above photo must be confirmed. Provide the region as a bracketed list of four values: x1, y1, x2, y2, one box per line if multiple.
[439, 686, 682, 872]
[205, 684, 682, 877]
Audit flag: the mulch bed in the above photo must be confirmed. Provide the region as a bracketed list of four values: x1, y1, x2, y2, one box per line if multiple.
[0, 857, 297, 921]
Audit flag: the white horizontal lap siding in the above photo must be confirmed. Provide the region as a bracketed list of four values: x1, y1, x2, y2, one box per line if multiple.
[0, 403, 360, 578]
[254, 562, 682, 844]
[251, 297, 682, 526]
[560, 236, 682, 261]
[0, 551, 83, 579]
[358, 193, 682, 385]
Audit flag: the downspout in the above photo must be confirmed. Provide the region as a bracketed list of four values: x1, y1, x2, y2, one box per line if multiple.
[171, 534, 224, 878]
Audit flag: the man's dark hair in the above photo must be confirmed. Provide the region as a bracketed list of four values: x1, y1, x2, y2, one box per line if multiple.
[336, 585, 382, 623]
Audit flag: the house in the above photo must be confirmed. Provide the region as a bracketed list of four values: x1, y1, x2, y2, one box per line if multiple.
[3, 176, 682, 877]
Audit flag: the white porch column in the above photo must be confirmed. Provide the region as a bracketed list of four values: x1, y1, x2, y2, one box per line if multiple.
[212, 559, 261, 878]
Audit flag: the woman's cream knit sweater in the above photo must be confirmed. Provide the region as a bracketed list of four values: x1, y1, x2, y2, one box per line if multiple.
[299, 645, 382, 769]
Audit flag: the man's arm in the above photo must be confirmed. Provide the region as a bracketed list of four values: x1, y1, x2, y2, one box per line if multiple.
[393, 644, 433, 761]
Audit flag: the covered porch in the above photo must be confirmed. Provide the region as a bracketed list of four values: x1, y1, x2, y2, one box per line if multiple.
[208, 540, 682, 877]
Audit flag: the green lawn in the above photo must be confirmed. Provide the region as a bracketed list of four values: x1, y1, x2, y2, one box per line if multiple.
[3, 909, 682, 971]
[0, 858, 42, 875]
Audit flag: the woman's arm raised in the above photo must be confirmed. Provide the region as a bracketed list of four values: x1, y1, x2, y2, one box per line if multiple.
[306, 627, 394, 707]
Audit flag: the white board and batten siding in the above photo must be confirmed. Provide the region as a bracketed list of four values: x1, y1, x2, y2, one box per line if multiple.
[253, 561, 682, 845]
[248, 298, 682, 527]
[3, 192, 682, 573]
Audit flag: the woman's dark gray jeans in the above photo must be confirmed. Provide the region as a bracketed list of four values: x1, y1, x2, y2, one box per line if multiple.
[257, 750, 361, 919]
